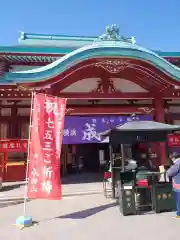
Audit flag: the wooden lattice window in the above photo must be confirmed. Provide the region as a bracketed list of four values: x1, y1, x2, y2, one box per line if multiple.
[0, 123, 8, 139]
[21, 123, 29, 139]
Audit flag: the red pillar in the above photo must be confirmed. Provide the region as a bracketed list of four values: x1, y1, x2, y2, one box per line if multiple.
[10, 105, 20, 138]
[153, 98, 166, 165]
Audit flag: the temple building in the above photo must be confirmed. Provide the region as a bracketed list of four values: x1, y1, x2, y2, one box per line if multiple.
[0, 24, 180, 181]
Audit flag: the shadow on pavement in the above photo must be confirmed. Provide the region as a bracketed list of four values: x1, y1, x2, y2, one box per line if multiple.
[1, 183, 26, 192]
[57, 202, 117, 219]
[30, 202, 117, 224]
[0, 199, 31, 208]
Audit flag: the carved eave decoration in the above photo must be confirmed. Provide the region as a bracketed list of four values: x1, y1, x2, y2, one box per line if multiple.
[65, 108, 74, 115]
[16, 84, 52, 93]
[137, 107, 169, 114]
[95, 59, 130, 74]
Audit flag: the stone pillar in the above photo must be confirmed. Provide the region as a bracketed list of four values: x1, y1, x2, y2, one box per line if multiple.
[153, 98, 166, 165]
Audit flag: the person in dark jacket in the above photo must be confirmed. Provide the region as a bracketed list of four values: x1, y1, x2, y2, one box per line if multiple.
[167, 152, 180, 218]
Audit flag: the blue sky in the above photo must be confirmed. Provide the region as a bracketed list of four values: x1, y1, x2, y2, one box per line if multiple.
[0, 0, 180, 51]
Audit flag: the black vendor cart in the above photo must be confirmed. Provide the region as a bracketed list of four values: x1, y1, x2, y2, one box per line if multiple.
[102, 120, 180, 215]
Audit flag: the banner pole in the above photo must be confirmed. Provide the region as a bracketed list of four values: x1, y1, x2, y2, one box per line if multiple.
[23, 91, 35, 215]
[15, 91, 35, 229]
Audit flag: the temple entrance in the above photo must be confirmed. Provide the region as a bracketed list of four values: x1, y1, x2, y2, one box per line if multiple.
[62, 143, 110, 175]
[76, 143, 109, 173]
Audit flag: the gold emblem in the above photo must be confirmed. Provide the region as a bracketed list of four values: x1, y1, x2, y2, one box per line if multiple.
[162, 194, 167, 199]
[125, 190, 131, 196]
[157, 194, 161, 200]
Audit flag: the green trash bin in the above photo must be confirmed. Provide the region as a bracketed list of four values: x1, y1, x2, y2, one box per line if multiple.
[118, 171, 136, 216]
[119, 184, 136, 216]
[152, 182, 176, 213]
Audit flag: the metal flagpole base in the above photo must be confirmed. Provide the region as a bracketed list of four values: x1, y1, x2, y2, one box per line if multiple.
[15, 216, 33, 229]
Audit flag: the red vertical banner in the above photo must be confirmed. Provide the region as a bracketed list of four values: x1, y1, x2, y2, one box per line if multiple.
[27, 93, 67, 200]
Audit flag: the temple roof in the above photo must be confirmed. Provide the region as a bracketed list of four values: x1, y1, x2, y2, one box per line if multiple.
[1, 24, 180, 85]
[1, 45, 180, 58]
[101, 121, 180, 137]
[1, 45, 180, 66]
[1, 37, 180, 85]
[110, 121, 180, 132]
[19, 32, 96, 48]
[1, 24, 180, 65]
[101, 121, 180, 144]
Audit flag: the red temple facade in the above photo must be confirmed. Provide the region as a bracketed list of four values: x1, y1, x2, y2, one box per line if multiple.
[0, 24, 180, 181]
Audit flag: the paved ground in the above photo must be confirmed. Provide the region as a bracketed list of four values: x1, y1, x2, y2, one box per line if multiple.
[0, 173, 103, 199]
[0, 173, 179, 240]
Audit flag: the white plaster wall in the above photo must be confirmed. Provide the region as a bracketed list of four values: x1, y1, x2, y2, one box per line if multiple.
[169, 106, 180, 113]
[111, 78, 148, 93]
[169, 100, 180, 104]
[17, 100, 31, 105]
[61, 77, 148, 94]
[61, 78, 100, 93]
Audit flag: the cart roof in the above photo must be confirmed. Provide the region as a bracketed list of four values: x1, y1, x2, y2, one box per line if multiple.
[101, 121, 180, 136]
